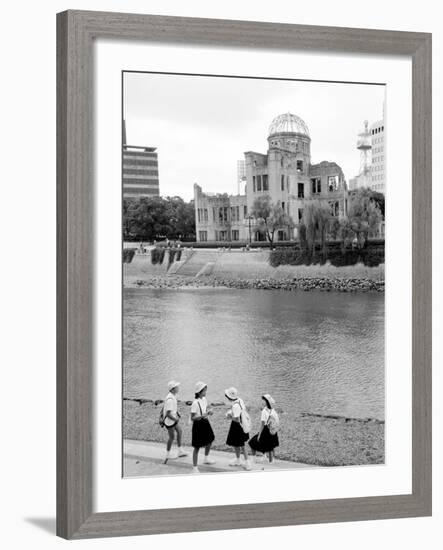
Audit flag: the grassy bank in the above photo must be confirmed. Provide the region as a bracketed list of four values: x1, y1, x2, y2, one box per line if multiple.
[123, 400, 384, 467]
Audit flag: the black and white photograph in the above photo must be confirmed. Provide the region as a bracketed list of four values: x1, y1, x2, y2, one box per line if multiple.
[122, 71, 386, 477]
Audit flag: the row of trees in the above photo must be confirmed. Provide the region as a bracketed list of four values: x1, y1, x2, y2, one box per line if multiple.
[123, 196, 196, 241]
[122, 188, 383, 248]
[250, 187, 383, 249]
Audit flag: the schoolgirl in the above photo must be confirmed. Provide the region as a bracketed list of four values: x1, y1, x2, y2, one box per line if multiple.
[224, 387, 252, 471]
[162, 380, 189, 462]
[190, 381, 216, 473]
[248, 394, 280, 464]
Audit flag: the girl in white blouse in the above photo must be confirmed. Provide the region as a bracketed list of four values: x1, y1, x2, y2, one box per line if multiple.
[248, 394, 280, 464]
[190, 381, 215, 473]
[224, 387, 252, 471]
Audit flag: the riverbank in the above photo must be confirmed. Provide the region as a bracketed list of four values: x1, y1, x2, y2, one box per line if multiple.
[126, 274, 384, 292]
[123, 399, 384, 467]
[124, 250, 384, 291]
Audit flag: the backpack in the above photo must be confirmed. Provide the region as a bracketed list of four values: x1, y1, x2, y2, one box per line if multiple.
[159, 397, 178, 428]
[158, 404, 166, 428]
[267, 410, 280, 435]
[237, 399, 252, 434]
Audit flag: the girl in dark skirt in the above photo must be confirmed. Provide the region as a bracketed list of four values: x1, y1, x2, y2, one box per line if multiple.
[249, 394, 280, 464]
[190, 381, 215, 473]
[225, 387, 252, 471]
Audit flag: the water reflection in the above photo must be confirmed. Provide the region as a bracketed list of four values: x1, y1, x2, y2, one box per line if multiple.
[124, 288, 384, 420]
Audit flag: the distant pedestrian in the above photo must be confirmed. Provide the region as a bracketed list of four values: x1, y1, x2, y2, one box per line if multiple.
[248, 394, 280, 464]
[224, 387, 252, 470]
[190, 381, 216, 473]
[161, 381, 188, 463]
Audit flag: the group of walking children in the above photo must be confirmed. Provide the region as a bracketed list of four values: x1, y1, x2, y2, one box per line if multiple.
[160, 380, 280, 473]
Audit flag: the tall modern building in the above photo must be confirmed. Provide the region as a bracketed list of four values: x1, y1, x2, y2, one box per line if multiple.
[370, 119, 385, 194]
[194, 112, 348, 243]
[122, 120, 160, 199]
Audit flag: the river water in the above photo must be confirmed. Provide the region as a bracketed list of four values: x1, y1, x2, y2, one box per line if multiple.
[123, 288, 385, 420]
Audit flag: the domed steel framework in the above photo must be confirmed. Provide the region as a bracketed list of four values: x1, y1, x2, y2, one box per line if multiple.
[268, 112, 310, 137]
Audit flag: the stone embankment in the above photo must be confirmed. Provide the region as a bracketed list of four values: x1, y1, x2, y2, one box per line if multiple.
[129, 275, 384, 292]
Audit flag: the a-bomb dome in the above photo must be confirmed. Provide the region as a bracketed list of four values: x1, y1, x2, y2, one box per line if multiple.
[268, 112, 310, 137]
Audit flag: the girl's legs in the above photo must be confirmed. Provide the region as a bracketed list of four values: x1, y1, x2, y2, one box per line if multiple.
[229, 447, 242, 465]
[166, 427, 175, 452]
[175, 424, 188, 456]
[193, 447, 199, 467]
[175, 424, 183, 448]
[241, 445, 249, 461]
[241, 445, 252, 470]
[203, 443, 215, 464]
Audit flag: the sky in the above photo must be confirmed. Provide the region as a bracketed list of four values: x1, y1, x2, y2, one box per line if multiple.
[124, 72, 385, 202]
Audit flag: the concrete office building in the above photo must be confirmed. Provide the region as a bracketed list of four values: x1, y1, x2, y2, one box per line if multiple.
[370, 119, 385, 194]
[122, 120, 160, 198]
[194, 112, 347, 243]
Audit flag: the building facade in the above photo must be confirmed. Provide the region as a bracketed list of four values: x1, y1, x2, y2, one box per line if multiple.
[123, 145, 160, 199]
[193, 186, 249, 242]
[370, 120, 385, 194]
[122, 121, 160, 199]
[194, 112, 347, 243]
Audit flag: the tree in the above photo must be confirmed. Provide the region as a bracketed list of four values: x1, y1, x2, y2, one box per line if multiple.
[370, 190, 385, 217]
[251, 195, 294, 246]
[349, 187, 385, 217]
[302, 200, 331, 255]
[297, 223, 308, 252]
[347, 188, 383, 248]
[328, 218, 341, 240]
[170, 197, 195, 240]
[337, 219, 355, 252]
[122, 196, 196, 242]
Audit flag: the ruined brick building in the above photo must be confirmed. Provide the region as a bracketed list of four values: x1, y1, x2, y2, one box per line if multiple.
[194, 112, 348, 243]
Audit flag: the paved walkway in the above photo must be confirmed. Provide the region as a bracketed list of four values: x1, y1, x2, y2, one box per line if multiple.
[124, 439, 319, 477]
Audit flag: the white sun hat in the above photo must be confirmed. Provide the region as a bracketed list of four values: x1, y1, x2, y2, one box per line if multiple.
[262, 393, 275, 406]
[195, 381, 207, 394]
[224, 387, 238, 401]
[167, 380, 181, 391]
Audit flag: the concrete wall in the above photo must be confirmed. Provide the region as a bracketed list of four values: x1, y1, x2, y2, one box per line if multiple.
[124, 249, 384, 283]
[210, 250, 384, 281]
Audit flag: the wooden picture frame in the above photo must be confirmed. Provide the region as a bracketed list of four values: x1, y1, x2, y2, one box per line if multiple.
[57, 10, 432, 539]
